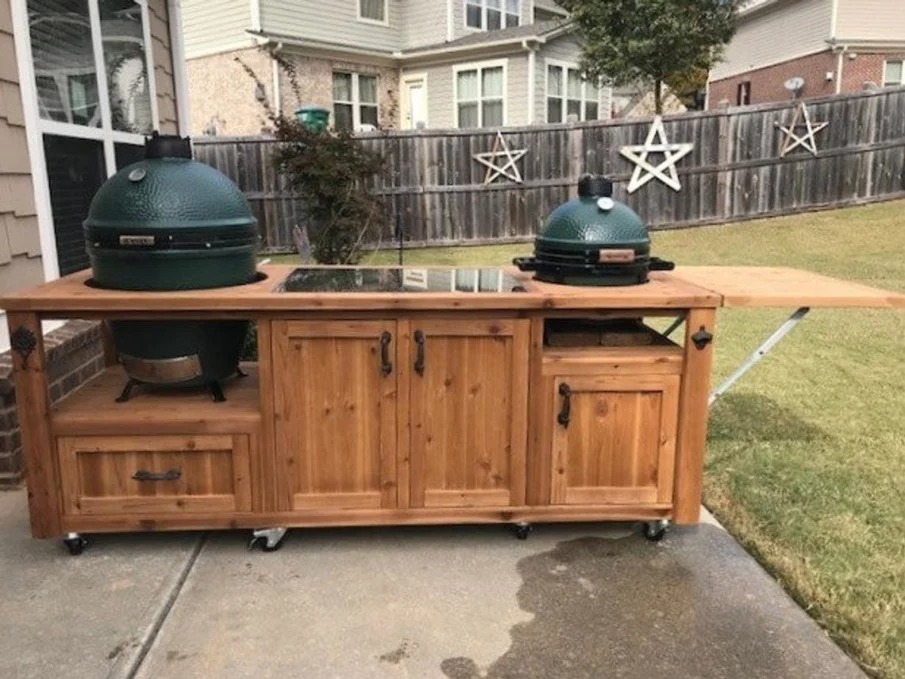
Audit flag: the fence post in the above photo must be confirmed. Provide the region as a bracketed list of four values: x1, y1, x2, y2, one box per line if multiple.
[716, 104, 733, 222]
[567, 117, 583, 182]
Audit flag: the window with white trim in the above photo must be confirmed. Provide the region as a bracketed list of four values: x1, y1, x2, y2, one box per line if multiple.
[546, 63, 599, 123]
[883, 60, 904, 87]
[455, 63, 505, 128]
[333, 72, 379, 131]
[465, 0, 519, 30]
[23, 0, 159, 276]
[358, 0, 386, 23]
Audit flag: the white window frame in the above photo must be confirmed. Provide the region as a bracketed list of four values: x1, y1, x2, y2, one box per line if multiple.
[544, 59, 600, 124]
[11, 0, 161, 285]
[332, 72, 379, 131]
[357, 0, 389, 25]
[882, 59, 905, 87]
[463, 0, 520, 31]
[453, 59, 508, 128]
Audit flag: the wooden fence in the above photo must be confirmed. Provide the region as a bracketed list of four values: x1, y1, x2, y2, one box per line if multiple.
[193, 86, 905, 252]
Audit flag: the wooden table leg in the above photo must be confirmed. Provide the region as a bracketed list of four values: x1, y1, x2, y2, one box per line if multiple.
[7, 312, 61, 539]
[673, 307, 717, 524]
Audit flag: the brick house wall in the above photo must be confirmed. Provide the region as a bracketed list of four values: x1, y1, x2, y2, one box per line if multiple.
[709, 49, 905, 107]
[188, 47, 400, 136]
[0, 321, 104, 487]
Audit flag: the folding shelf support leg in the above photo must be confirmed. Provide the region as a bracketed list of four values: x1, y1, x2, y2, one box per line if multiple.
[708, 307, 810, 408]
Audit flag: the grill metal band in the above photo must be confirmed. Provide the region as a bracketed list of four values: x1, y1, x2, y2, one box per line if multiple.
[119, 353, 204, 384]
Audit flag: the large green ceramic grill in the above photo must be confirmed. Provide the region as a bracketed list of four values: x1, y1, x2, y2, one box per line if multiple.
[84, 133, 259, 400]
[514, 175, 674, 286]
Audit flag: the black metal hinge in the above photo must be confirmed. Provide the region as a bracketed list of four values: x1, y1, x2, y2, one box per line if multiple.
[10, 326, 37, 366]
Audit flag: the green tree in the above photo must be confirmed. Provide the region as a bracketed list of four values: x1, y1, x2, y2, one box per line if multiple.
[557, 0, 743, 113]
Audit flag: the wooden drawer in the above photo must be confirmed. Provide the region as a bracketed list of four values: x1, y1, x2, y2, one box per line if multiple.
[58, 434, 252, 516]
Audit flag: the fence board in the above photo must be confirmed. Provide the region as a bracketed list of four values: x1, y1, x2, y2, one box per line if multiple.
[193, 87, 905, 252]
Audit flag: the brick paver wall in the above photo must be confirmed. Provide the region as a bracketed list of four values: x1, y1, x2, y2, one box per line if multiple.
[709, 50, 905, 108]
[0, 321, 104, 487]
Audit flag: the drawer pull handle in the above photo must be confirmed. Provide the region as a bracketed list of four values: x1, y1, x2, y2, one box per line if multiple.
[132, 469, 182, 482]
[414, 330, 425, 376]
[557, 383, 572, 427]
[379, 331, 393, 376]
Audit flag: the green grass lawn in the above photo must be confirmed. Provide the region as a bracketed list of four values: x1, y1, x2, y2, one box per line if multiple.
[270, 200, 905, 677]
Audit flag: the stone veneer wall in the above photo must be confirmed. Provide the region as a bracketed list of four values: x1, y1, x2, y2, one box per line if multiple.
[0, 321, 104, 487]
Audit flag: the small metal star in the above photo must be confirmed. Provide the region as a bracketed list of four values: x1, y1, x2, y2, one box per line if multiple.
[473, 131, 528, 184]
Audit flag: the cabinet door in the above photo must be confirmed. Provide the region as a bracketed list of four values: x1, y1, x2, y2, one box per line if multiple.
[408, 319, 529, 508]
[273, 321, 397, 510]
[550, 374, 679, 505]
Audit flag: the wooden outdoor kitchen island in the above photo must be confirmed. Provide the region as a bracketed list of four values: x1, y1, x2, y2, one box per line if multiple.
[2, 264, 903, 550]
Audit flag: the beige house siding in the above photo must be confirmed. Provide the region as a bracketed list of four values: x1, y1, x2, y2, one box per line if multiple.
[149, 0, 179, 134]
[535, 34, 612, 123]
[182, 0, 254, 58]
[0, 5, 44, 295]
[260, 0, 402, 53]
[450, 0, 533, 41]
[835, 0, 905, 42]
[401, 0, 448, 48]
[710, 0, 832, 81]
[406, 52, 530, 128]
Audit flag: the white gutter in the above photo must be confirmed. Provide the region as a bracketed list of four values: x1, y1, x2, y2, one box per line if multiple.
[168, 0, 192, 136]
[523, 39, 537, 124]
[834, 44, 846, 94]
[272, 43, 282, 115]
[830, 0, 839, 40]
[250, 0, 262, 32]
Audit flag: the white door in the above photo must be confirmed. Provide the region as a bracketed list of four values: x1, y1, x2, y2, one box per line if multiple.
[403, 76, 428, 130]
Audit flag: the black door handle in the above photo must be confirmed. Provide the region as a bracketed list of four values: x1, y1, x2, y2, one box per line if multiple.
[132, 469, 182, 482]
[414, 330, 425, 375]
[379, 331, 393, 376]
[557, 383, 571, 427]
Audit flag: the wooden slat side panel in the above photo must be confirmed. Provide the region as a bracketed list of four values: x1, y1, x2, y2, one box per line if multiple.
[293, 492, 382, 509]
[423, 489, 512, 508]
[564, 487, 659, 505]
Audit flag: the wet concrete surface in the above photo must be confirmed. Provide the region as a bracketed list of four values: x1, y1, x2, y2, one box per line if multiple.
[133, 518, 864, 679]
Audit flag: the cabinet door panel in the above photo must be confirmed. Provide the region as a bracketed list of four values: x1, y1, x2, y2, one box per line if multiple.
[551, 375, 679, 505]
[409, 319, 529, 508]
[273, 321, 397, 510]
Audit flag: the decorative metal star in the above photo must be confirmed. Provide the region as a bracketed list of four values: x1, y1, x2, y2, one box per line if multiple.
[776, 102, 828, 157]
[619, 116, 694, 193]
[473, 131, 528, 184]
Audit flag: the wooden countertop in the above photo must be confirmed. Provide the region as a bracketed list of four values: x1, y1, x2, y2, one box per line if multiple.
[0, 265, 721, 313]
[671, 267, 905, 308]
[2, 265, 902, 315]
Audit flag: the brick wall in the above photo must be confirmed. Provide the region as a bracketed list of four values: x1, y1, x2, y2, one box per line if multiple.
[709, 50, 838, 107]
[187, 47, 400, 136]
[0, 321, 104, 487]
[709, 49, 905, 108]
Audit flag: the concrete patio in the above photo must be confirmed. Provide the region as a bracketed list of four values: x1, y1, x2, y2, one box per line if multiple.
[0, 488, 864, 679]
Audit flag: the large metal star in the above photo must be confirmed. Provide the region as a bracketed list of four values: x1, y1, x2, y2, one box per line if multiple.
[619, 115, 694, 193]
[776, 102, 828, 157]
[473, 131, 528, 184]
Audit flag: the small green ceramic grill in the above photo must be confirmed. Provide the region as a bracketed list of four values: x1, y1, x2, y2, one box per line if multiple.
[514, 174, 674, 286]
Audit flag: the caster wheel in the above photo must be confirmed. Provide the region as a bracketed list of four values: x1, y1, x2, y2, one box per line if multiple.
[248, 528, 287, 552]
[642, 521, 668, 542]
[63, 535, 87, 556]
[513, 523, 532, 540]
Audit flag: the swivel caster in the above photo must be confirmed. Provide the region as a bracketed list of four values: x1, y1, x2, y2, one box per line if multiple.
[513, 522, 533, 540]
[63, 533, 88, 556]
[642, 520, 669, 542]
[248, 527, 287, 552]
